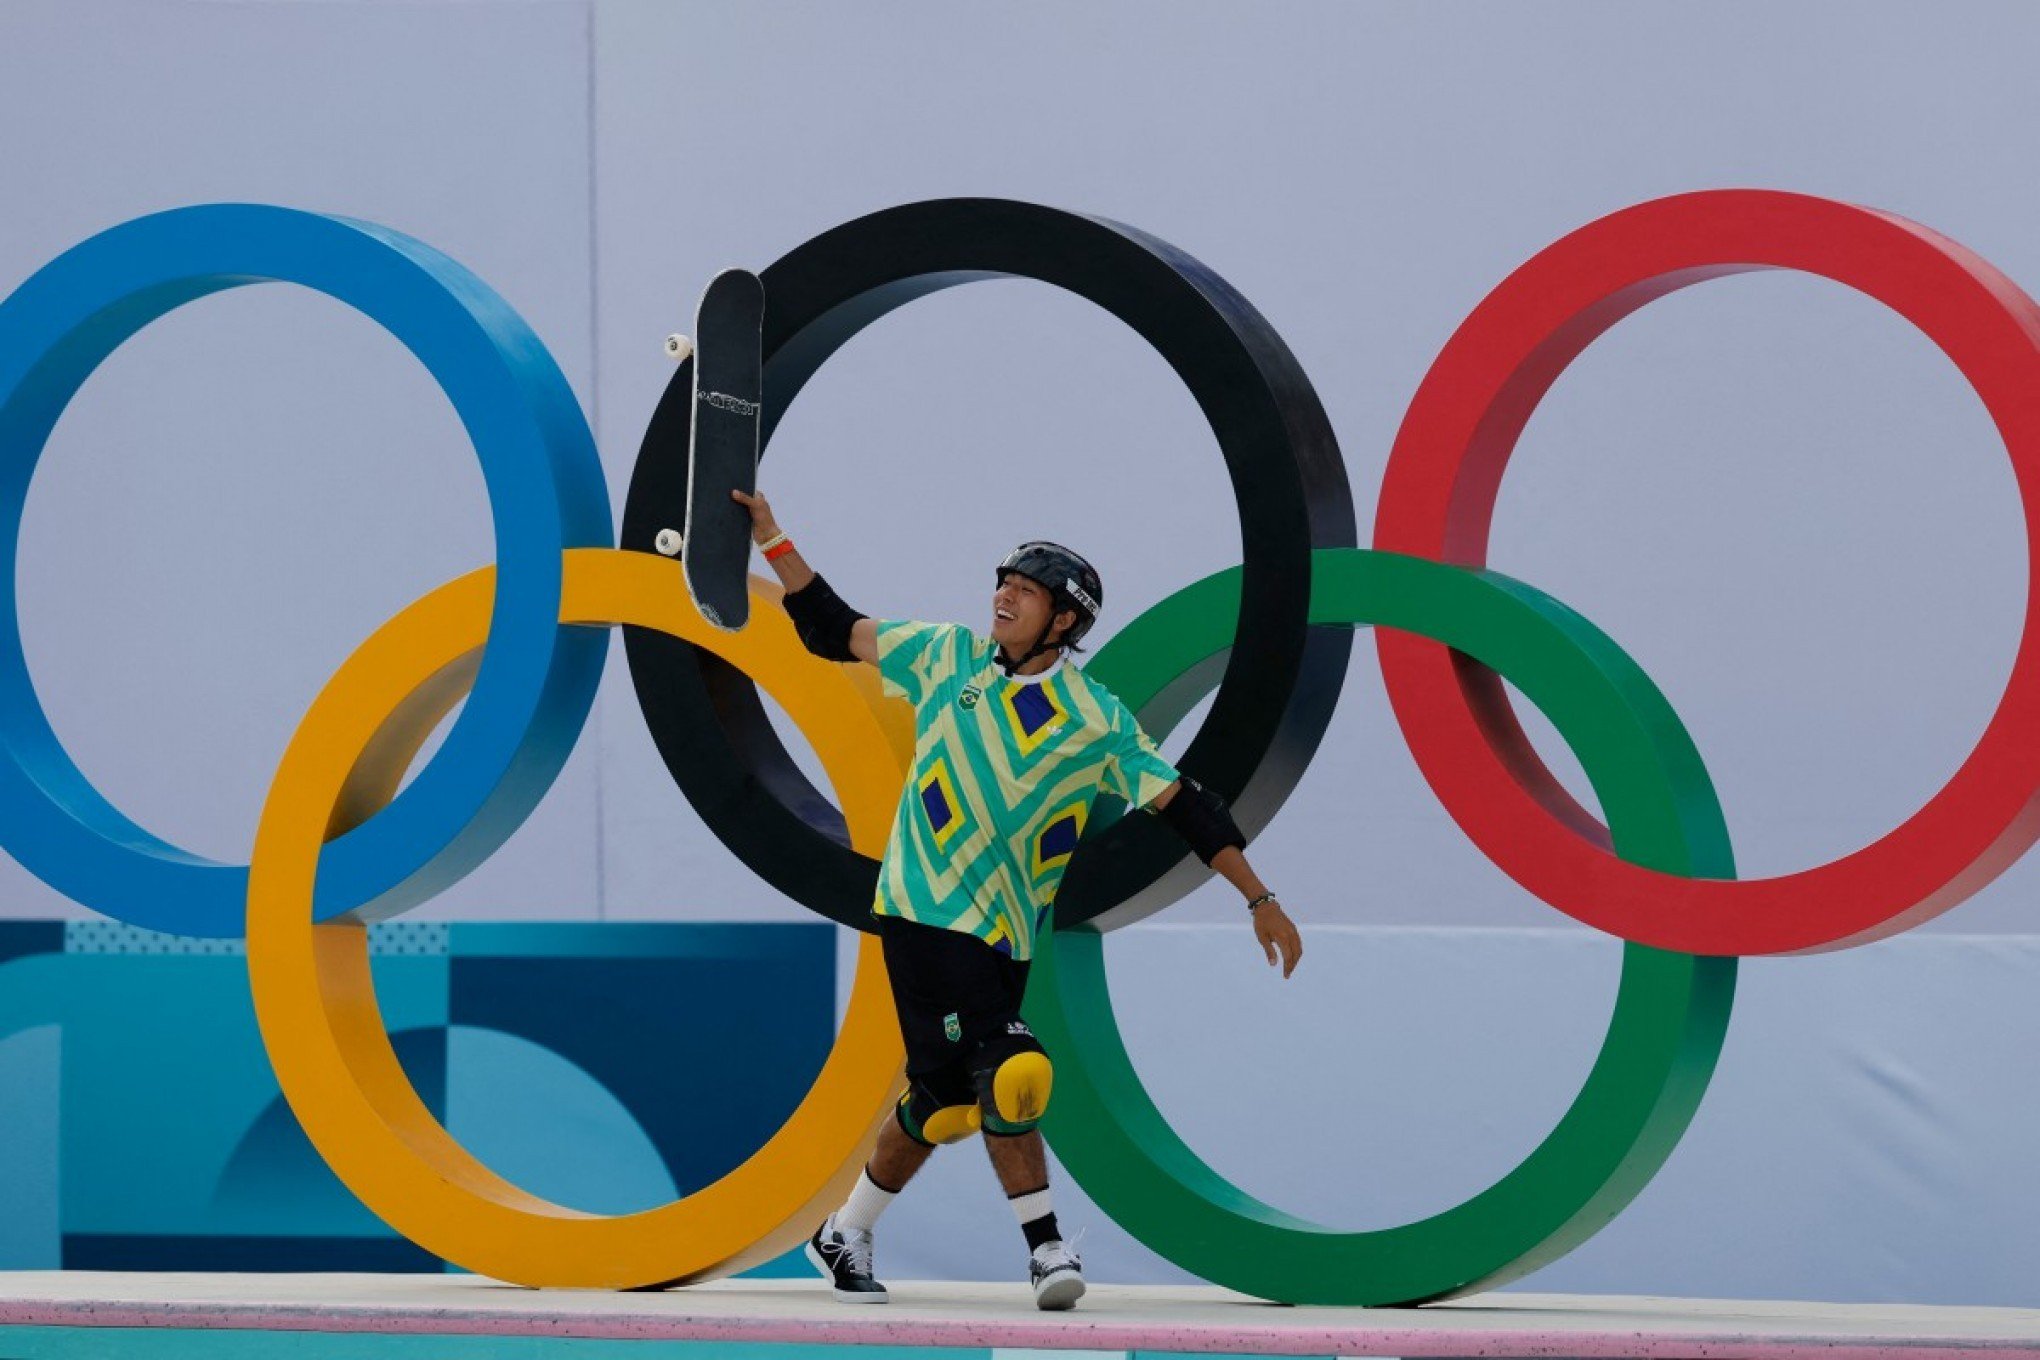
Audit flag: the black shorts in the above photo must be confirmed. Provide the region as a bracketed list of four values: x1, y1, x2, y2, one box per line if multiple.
[878, 913, 1032, 1108]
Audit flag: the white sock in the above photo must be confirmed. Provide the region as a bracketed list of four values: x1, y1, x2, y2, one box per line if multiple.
[836, 1169, 899, 1233]
[1008, 1187, 1053, 1227]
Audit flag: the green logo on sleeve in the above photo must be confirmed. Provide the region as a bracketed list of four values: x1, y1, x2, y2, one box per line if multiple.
[943, 1012, 962, 1043]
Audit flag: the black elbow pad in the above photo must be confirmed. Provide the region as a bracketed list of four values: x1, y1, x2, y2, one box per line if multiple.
[1156, 776, 1246, 866]
[782, 573, 868, 662]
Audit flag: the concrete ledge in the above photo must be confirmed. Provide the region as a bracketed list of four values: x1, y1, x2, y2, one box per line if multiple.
[1, 1273, 2039, 1357]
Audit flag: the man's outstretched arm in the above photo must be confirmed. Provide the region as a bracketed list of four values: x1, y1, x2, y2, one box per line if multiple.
[1148, 780, 1304, 978]
[732, 489, 877, 664]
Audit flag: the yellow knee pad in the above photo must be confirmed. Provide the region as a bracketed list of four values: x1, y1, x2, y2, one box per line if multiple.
[897, 1092, 981, 1146]
[981, 1050, 1053, 1134]
[922, 1102, 983, 1144]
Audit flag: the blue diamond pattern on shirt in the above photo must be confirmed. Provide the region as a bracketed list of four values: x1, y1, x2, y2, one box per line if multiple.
[1009, 684, 1056, 737]
[920, 780, 954, 833]
[1038, 813, 1081, 864]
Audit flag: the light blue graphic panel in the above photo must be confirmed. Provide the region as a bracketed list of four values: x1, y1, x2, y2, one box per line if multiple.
[0, 1023, 59, 1267]
[0, 920, 835, 1272]
[445, 1026, 676, 1214]
[57, 952, 447, 1239]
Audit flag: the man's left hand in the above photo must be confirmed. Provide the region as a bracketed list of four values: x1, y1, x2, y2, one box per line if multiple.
[1254, 902, 1303, 979]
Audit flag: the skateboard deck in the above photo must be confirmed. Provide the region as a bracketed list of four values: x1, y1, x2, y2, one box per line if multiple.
[681, 267, 765, 631]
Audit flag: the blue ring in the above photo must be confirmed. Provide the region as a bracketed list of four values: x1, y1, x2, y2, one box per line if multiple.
[0, 205, 610, 936]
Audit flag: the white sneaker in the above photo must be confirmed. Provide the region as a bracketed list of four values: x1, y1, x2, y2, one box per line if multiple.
[1029, 1238, 1085, 1310]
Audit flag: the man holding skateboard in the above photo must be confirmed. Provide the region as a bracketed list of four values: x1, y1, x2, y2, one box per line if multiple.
[731, 487, 1302, 1311]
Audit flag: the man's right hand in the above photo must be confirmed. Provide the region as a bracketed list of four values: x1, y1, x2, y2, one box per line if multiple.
[731, 488, 778, 543]
[730, 487, 841, 626]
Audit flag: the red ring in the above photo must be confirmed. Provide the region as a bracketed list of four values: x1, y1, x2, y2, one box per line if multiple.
[1374, 189, 2040, 955]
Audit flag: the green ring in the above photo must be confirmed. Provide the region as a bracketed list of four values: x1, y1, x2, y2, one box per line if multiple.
[1028, 548, 1738, 1305]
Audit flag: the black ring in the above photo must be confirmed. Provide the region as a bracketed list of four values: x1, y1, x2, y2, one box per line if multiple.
[621, 198, 1354, 932]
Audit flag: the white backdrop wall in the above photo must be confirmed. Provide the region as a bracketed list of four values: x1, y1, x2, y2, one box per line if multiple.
[3, 0, 2039, 1304]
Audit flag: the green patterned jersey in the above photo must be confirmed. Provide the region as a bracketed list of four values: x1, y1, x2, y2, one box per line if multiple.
[871, 619, 1180, 961]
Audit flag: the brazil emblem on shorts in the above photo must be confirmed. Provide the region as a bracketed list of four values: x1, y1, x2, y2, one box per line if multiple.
[944, 1012, 962, 1042]
[959, 685, 982, 710]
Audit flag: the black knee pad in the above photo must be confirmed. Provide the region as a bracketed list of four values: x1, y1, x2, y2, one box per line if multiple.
[970, 1023, 1053, 1136]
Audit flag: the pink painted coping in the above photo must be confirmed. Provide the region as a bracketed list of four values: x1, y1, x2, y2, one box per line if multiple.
[4, 1281, 2039, 1359]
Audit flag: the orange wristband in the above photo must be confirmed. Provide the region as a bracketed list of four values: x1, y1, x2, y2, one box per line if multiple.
[763, 539, 796, 562]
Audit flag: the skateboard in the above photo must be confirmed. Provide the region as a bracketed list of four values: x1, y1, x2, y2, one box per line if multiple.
[663, 267, 764, 631]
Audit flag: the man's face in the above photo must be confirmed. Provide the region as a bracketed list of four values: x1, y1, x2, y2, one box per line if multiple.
[993, 572, 1074, 653]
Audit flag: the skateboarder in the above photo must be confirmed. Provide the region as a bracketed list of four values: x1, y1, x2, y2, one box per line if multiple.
[730, 488, 1302, 1311]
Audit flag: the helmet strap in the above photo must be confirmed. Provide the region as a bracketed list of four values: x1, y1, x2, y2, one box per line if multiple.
[996, 617, 1062, 677]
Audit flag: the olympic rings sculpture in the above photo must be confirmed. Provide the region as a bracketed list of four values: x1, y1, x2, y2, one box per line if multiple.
[0, 189, 2034, 1305]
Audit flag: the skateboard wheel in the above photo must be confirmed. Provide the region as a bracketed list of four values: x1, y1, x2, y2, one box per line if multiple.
[654, 528, 683, 556]
[664, 333, 693, 362]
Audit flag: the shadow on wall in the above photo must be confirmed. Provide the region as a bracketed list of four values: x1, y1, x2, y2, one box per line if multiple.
[0, 920, 833, 1273]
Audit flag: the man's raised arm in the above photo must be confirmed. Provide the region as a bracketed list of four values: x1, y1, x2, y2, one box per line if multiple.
[731, 489, 877, 664]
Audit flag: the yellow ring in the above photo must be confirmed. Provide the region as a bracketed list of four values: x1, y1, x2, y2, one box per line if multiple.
[247, 548, 908, 1288]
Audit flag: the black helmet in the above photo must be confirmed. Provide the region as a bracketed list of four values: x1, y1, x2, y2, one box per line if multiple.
[996, 541, 1104, 648]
